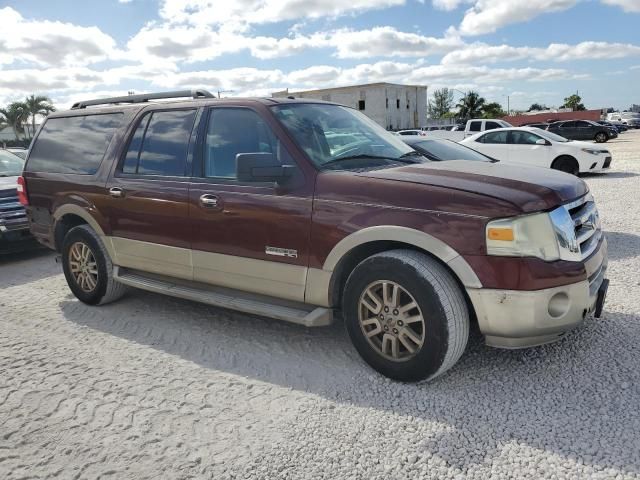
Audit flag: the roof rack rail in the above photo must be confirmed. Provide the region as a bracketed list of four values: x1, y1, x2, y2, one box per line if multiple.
[70, 89, 215, 109]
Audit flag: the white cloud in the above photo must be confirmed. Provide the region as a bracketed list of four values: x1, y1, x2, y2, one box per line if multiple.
[330, 27, 463, 58]
[159, 0, 405, 26]
[456, 0, 579, 36]
[442, 41, 640, 63]
[0, 7, 119, 66]
[432, 0, 472, 10]
[601, 0, 640, 12]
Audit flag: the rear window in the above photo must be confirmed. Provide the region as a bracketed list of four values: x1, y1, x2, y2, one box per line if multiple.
[27, 113, 123, 174]
[468, 121, 481, 132]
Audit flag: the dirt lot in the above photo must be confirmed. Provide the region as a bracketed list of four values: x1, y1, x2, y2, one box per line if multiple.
[1, 131, 639, 479]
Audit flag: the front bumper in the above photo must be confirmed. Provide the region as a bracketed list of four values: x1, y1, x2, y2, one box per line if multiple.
[0, 223, 39, 254]
[467, 238, 608, 349]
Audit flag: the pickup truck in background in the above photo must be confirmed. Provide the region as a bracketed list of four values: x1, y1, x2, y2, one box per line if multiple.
[422, 119, 512, 142]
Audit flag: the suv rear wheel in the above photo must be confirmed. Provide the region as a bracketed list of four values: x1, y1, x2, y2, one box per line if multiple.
[343, 250, 469, 382]
[61, 225, 126, 305]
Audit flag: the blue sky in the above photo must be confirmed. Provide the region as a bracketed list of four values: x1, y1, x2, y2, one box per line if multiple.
[1, 0, 639, 111]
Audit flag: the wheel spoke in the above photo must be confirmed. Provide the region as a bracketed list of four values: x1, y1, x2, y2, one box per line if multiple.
[403, 314, 423, 324]
[399, 301, 417, 315]
[362, 288, 383, 315]
[382, 282, 399, 308]
[361, 318, 382, 337]
[400, 327, 423, 349]
[86, 273, 97, 290]
[69, 261, 81, 273]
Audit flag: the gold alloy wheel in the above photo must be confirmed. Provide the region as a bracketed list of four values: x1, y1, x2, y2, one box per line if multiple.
[358, 280, 426, 362]
[68, 241, 99, 293]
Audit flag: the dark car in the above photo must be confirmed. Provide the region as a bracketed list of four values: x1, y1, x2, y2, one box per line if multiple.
[597, 121, 627, 133]
[546, 120, 614, 143]
[521, 122, 550, 129]
[20, 90, 608, 382]
[0, 150, 37, 253]
[401, 137, 495, 162]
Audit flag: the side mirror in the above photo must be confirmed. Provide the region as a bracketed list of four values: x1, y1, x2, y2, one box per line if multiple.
[236, 153, 294, 183]
[535, 138, 549, 145]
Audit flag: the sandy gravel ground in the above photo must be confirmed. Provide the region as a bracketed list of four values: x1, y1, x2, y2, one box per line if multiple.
[1, 131, 639, 479]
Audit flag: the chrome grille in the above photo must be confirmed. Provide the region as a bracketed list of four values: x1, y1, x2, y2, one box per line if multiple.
[565, 195, 602, 261]
[0, 189, 27, 231]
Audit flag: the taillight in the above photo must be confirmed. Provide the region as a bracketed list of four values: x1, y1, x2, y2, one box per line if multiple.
[17, 176, 29, 206]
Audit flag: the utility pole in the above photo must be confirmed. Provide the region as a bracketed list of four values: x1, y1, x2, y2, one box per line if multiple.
[507, 95, 510, 116]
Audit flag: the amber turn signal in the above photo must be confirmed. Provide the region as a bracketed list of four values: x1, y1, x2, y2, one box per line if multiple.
[487, 227, 514, 241]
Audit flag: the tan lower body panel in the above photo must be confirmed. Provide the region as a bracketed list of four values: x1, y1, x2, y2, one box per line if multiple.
[108, 236, 307, 303]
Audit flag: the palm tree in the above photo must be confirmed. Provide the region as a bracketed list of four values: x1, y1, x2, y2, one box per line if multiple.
[0, 103, 29, 140]
[456, 91, 486, 120]
[22, 94, 55, 138]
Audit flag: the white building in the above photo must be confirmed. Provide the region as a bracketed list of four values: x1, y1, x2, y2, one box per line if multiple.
[273, 82, 428, 131]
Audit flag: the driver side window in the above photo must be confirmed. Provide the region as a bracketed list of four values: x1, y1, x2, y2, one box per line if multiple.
[204, 108, 285, 179]
[510, 131, 542, 145]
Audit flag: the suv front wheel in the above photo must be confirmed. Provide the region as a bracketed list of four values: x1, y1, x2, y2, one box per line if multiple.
[343, 250, 469, 382]
[61, 224, 126, 305]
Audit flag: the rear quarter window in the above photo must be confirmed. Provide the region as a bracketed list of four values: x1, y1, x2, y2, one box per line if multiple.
[26, 113, 123, 174]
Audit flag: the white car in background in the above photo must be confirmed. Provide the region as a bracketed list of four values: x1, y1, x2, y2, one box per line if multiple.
[460, 127, 612, 175]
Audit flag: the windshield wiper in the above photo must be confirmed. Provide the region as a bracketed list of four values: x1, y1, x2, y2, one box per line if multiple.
[322, 154, 420, 169]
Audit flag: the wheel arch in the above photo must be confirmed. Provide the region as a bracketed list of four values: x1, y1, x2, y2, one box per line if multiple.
[306, 226, 482, 308]
[551, 154, 579, 173]
[52, 204, 112, 256]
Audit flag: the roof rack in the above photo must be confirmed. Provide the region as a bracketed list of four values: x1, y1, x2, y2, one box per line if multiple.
[70, 89, 215, 109]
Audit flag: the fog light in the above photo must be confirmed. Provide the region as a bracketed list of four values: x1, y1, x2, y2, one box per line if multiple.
[548, 292, 570, 318]
[590, 162, 597, 169]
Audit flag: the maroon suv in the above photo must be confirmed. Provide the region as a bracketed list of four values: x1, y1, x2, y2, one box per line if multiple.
[20, 90, 608, 382]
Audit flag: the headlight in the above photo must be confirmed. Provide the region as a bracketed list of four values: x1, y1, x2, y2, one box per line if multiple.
[486, 212, 560, 261]
[581, 148, 602, 155]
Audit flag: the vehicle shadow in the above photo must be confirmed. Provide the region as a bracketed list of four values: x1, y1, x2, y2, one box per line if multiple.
[60, 291, 640, 476]
[582, 171, 639, 179]
[0, 249, 59, 288]
[605, 231, 640, 260]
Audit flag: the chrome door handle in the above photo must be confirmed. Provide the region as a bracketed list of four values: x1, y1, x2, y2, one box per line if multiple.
[109, 187, 124, 198]
[199, 194, 218, 207]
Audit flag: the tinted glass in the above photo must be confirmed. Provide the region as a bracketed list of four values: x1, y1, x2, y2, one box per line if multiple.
[412, 140, 490, 162]
[485, 121, 501, 130]
[136, 109, 196, 176]
[576, 121, 591, 127]
[510, 131, 542, 145]
[27, 113, 123, 174]
[560, 121, 576, 128]
[0, 150, 25, 176]
[205, 108, 281, 179]
[480, 131, 509, 144]
[469, 121, 481, 132]
[122, 114, 150, 174]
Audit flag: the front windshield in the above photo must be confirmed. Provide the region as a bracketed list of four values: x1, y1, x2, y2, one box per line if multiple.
[533, 128, 569, 143]
[0, 150, 25, 176]
[271, 103, 415, 170]
[412, 140, 491, 162]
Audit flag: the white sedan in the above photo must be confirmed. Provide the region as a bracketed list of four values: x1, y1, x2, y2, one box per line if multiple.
[460, 127, 612, 175]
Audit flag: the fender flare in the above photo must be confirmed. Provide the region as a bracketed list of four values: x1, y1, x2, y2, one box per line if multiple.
[306, 226, 482, 307]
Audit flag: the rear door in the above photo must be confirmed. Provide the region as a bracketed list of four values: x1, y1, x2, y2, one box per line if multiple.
[104, 107, 199, 280]
[188, 105, 314, 302]
[555, 121, 577, 139]
[507, 130, 552, 167]
[574, 120, 594, 140]
[470, 130, 510, 161]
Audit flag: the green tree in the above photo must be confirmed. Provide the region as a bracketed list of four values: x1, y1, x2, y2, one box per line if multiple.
[528, 103, 547, 112]
[562, 94, 585, 111]
[456, 91, 486, 120]
[0, 103, 28, 140]
[482, 102, 506, 118]
[428, 88, 454, 118]
[21, 94, 55, 138]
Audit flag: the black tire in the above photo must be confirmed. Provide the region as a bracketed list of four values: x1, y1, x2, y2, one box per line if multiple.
[594, 132, 608, 143]
[551, 156, 579, 176]
[61, 224, 127, 305]
[343, 249, 469, 382]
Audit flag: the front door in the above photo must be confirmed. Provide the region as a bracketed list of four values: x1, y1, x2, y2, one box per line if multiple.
[507, 130, 552, 168]
[104, 107, 199, 280]
[188, 106, 314, 302]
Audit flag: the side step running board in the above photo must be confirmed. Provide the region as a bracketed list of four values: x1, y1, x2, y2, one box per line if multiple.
[113, 267, 333, 327]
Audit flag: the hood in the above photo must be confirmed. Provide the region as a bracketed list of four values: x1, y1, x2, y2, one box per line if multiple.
[358, 160, 588, 213]
[0, 175, 19, 192]
[566, 140, 609, 150]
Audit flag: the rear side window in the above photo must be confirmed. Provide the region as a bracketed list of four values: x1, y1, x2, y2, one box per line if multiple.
[122, 109, 196, 176]
[27, 113, 123, 174]
[485, 121, 501, 130]
[468, 121, 481, 132]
